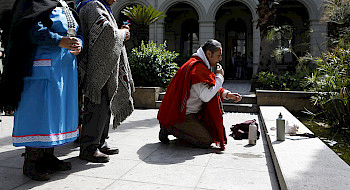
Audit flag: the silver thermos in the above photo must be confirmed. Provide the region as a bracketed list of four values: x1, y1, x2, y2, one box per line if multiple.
[276, 112, 285, 141]
[248, 122, 257, 145]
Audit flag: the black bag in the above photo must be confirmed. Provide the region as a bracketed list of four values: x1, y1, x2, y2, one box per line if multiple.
[230, 119, 260, 140]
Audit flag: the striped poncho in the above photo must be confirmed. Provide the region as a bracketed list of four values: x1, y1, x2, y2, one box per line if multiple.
[78, 0, 134, 128]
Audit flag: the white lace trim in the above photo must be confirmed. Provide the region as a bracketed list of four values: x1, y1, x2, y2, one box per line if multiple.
[33, 59, 51, 67]
[13, 129, 79, 144]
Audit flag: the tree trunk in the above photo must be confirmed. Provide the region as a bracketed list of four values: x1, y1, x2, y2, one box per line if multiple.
[136, 24, 149, 47]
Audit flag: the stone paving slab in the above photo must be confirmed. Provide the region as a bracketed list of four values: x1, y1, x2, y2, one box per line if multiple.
[260, 106, 350, 190]
[0, 110, 278, 190]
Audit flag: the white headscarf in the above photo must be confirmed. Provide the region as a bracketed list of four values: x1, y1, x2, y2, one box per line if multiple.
[192, 47, 210, 69]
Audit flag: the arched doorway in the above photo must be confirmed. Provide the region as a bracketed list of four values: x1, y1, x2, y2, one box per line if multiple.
[215, 1, 252, 80]
[259, 0, 310, 73]
[164, 2, 199, 64]
[226, 18, 247, 79]
[276, 0, 310, 72]
[181, 19, 199, 57]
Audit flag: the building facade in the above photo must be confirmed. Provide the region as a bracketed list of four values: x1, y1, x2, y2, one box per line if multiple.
[0, 0, 328, 78]
[114, 0, 328, 78]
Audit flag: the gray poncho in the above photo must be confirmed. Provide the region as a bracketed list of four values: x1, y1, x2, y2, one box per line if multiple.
[78, 0, 134, 128]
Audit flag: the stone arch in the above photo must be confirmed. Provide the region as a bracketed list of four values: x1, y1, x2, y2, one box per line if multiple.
[111, 0, 151, 16]
[294, 0, 320, 20]
[163, 2, 200, 56]
[158, 0, 206, 21]
[213, 1, 255, 78]
[208, 0, 257, 21]
[207, 0, 320, 21]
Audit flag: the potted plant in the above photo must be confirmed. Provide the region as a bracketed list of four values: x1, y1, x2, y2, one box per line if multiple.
[129, 41, 178, 108]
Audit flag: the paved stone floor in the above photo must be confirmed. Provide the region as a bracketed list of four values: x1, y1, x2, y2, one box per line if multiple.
[0, 108, 279, 190]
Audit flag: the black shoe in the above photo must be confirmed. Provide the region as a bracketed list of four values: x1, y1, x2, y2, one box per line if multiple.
[159, 127, 170, 144]
[99, 147, 119, 155]
[43, 154, 72, 172]
[42, 148, 71, 172]
[79, 150, 110, 163]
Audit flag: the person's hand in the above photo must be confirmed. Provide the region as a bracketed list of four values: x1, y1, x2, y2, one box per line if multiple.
[216, 64, 224, 76]
[70, 39, 82, 55]
[122, 29, 130, 41]
[59, 37, 82, 55]
[226, 93, 242, 103]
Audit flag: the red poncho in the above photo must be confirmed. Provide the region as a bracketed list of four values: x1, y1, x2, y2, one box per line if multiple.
[157, 56, 227, 150]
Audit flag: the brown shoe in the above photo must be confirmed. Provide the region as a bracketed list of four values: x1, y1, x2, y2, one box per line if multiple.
[79, 149, 109, 163]
[23, 160, 51, 181]
[23, 148, 51, 181]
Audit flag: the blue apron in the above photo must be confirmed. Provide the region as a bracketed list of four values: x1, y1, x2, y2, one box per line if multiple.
[13, 7, 79, 148]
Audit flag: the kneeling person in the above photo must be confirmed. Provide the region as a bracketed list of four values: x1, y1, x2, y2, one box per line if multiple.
[157, 39, 242, 150]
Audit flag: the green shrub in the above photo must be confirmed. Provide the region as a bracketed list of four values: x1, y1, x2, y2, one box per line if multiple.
[304, 47, 350, 130]
[256, 71, 277, 90]
[174, 54, 192, 67]
[256, 71, 304, 91]
[129, 41, 179, 88]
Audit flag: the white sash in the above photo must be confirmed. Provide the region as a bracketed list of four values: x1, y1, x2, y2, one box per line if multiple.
[58, 0, 77, 37]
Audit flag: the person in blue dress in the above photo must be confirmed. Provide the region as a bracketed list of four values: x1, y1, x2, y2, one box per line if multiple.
[0, 0, 82, 181]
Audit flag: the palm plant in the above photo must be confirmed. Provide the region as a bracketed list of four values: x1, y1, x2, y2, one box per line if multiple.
[256, 0, 278, 36]
[256, 0, 279, 75]
[304, 48, 350, 130]
[121, 4, 166, 46]
[266, 25, 296, 61]
[323, 0, 350, 48]
[303, 0, 350, 130]
[265, 25, 315, 75]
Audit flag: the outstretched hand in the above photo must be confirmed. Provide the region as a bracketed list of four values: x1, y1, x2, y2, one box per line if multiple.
[226, 93, 242, 103]
[59, 36, 82, 55]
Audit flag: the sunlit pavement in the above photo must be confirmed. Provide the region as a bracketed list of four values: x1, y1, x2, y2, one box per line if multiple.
[0, 80, 280, 189]
[0, 108, 279, 190]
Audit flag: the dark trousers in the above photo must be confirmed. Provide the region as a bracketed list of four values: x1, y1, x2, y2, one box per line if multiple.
[80, 85, 111, 155]
[170, 114, 213, 147]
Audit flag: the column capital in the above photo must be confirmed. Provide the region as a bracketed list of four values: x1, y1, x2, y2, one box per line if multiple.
[154, 21, 165, 26]
[310, 19, 328, 25]
[198, 20, 216, 24]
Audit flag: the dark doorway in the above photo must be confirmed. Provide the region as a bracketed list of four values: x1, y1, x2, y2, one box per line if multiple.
[215, 1, 252, 80]
[226, 19, 247, 79]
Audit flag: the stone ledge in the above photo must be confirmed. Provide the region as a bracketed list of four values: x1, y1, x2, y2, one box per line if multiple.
[256, 90, 317, 112]
[259, 106, 350, 190]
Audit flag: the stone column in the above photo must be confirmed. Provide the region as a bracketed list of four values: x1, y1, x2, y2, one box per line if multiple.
[252, 20, 261, 76]
[150, 19, 165, 45]
[199, 20, 216, 45]
[310, 20, 328, 57]
[149, 23, 156, 43]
